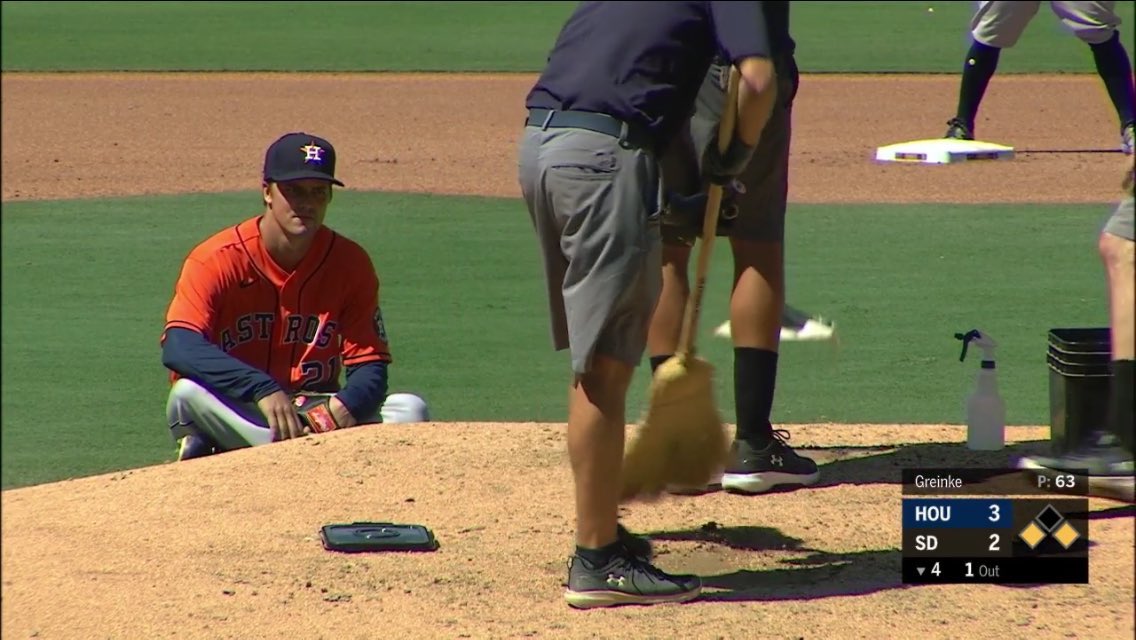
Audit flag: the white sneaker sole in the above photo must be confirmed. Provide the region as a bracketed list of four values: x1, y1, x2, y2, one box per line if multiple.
[715, 319, 837, 342]
[565, 585, 702, 609]
[721, 470, 821, 494]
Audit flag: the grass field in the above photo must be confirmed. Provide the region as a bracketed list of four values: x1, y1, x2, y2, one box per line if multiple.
[0, 1, 1126, 489]
[0, 192, 1111, 488]
[2, 0, 1134, 73]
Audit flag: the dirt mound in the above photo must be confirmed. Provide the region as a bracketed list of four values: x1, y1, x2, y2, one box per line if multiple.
[2, 423, 1132, 639]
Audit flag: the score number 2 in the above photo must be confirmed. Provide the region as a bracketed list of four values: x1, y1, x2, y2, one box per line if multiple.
[987, 504, 1001, 552]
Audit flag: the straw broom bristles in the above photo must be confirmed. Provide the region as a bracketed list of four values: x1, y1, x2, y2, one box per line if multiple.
[620, 66, 741, 503]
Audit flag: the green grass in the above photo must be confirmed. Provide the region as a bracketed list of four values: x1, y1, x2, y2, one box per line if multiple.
[3, 1, 1133, 73]
[0, 192, 1113, 488]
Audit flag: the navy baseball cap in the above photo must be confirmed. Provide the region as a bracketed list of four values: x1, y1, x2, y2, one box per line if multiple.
[262, 132, 345, 186]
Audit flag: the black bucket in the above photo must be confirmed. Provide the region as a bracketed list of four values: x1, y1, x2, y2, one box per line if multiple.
[1047, 327, 1111, 453]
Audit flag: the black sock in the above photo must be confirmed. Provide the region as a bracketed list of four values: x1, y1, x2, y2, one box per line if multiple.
[649, 354, 672, 375]
[1108, 359, 1134, 452]
[576, 539, 623, 566]
[734, 347, 779, 446]
[1090, 32, 1136, 128]
[956, 40, 1001, 128]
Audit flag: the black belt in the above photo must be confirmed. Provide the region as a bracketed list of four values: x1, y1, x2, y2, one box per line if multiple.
[526, 108, 652, 151]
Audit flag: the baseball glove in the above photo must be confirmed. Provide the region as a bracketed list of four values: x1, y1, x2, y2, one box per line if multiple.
[661, 188, 740, 246]
[293, 393, 342, 434]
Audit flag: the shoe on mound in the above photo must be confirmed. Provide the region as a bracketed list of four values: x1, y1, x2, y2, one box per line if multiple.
[722, 430, 820, 494]
[564, 548, 701, 609]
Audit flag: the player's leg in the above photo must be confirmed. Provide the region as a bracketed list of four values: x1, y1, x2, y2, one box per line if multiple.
[717, 59, 819, 494]
[946, 1, 1039, 139]
[649, 121, 700, 373]
[166, 379, 274, 460]
[1099, 196, 1135, 455]
[1055, 1, 1136, 151]
[1018, 192, 1134, 500]
[378, 393, 431, 423]
[518, 122, 699, 607]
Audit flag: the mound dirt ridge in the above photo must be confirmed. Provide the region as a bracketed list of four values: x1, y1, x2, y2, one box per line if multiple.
[2, 423, 1133, 639]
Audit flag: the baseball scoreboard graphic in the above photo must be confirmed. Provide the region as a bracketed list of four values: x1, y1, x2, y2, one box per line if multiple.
[901, 468, 1090, 584]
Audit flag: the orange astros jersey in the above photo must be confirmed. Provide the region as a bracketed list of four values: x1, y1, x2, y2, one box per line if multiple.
[163, 216, 391, 393]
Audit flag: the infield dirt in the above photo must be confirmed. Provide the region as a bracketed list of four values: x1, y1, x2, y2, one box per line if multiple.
[1, 73, 1133, 639]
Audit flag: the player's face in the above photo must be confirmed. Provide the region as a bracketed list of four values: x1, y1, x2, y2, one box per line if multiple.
[265, 179, 333, 237]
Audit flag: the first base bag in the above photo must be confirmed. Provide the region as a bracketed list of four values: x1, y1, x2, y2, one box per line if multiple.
[319, 522, 439, 552]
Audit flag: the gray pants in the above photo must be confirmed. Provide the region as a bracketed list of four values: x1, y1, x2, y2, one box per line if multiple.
[517, 123, 663, 375]
[971, 1, 1122, 47]
[1104, 195, 1135, 240]
[167, 379, 431, 451]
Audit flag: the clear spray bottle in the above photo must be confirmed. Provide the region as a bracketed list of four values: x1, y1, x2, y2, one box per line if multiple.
[955, 330, 1005, 451]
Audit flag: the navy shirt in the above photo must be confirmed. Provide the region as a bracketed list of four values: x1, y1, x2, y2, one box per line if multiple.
[764, 1, 795, 58]
[526, 1, 772, 153]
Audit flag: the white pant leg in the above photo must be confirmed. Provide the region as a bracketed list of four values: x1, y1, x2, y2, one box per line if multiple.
[1051, 1, 1121, 45]
[379, 392, 431, 424]
[971, 1, 1042, 48]
[166, 379, 272, 451]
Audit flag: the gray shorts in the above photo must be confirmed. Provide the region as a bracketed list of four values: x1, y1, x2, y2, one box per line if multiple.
[1104, 195, 1135, 240]
[518, 123, 663, 375]
[971, 1, 1121, 48]
[659, 56, 797, 245]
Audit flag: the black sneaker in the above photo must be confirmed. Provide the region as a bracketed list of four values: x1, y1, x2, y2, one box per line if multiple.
[1017, 434, 1134, 477]
[1016, 435, 1134, 502]
[564, 549, 701, 609]
[944, 117, 974, 140]
[721, 430, 820, 494]
[617, 523, 653, 562]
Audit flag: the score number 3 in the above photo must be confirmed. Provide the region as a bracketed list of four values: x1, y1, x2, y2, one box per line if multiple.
[987, 504, 1001, 552]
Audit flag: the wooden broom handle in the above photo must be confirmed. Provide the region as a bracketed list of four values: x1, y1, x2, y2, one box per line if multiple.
[677, 66, 741, 356]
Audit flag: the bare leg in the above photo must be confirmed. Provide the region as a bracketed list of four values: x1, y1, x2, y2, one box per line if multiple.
[568, 354, 635, 549]
[720, 237, 819, 493]
[728, 238, 783, 350]
[645, 244, 692, 358]
[1101, 231, 1135, 361]
[1100, 229, 1134, 452]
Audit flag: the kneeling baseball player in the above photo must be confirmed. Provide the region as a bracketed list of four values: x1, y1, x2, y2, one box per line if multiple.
[161, 132, 429, 461]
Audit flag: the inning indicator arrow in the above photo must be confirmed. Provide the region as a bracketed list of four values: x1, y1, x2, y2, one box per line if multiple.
[917, 567, 925, 576]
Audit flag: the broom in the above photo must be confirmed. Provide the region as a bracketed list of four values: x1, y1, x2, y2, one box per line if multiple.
[620, 67, 741, 503]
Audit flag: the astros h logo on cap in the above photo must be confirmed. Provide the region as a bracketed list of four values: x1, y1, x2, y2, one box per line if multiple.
[263, 132, 345, 186]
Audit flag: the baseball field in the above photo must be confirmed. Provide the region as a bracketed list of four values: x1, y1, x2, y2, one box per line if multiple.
[1, 1, 1134, 638]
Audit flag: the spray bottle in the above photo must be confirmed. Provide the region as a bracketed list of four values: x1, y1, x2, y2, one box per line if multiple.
[955, 330, 1006, 451]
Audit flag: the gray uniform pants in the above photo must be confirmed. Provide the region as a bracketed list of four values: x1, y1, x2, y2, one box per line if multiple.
[971, 1, 1122, 47]
[517, 119, 663, 375]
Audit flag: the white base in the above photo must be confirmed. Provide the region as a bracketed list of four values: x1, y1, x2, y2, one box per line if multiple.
[875, 138, 1014, 164]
